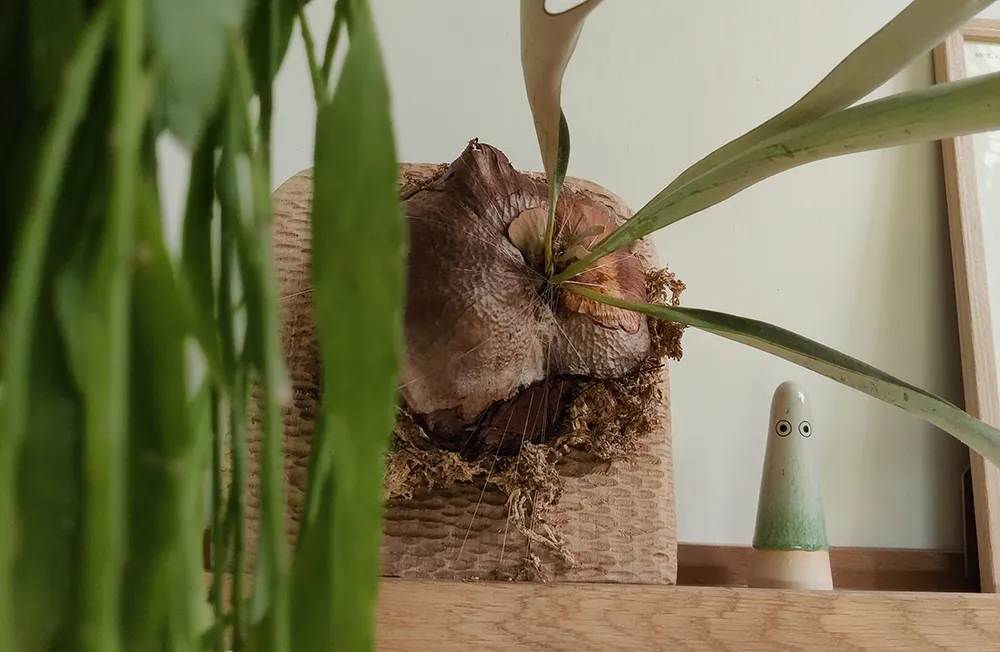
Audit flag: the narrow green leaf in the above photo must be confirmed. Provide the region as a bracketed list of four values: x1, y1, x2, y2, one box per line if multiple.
[298, 9, 325, 102]
[663, 0, 1000, 195]
[0, 6, 110, 642]
[76, 0, 149, 647]
[0, 4, 45, 304]
[179, 123, 233, 390]
[214, 152, 249, 651]
[167, 380, 215, 652]
[544, 111, 571, 275]
[224, 38, 290, 652]
[28, 0, 84, 107]
[288, 472, 335, 651]
[146, 0, 249, 147]
[567, 285, 1000, 468]
[519, 0, 600, 275]
[320, 0, 348, 83]
[246, 0, 306, 98]
[291, 1, 403, 651]
[121, 177, 201, 652]
[556, 69, 1000, 281]
[13, 309, 83, 652]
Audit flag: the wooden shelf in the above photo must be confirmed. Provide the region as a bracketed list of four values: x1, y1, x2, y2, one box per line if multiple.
[377, 578, 1000, 651]
[677, 544, 973, 592]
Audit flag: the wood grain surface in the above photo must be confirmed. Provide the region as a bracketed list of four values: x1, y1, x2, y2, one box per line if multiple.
[933, 23, 1000, 593]
[677, 544, 972, 592]
[376, 578, 1000, 651]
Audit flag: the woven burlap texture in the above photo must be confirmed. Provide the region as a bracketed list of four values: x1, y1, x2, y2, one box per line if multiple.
[240, 163, 677, 584]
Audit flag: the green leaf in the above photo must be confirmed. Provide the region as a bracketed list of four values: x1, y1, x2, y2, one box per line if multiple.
[167, 379, 215, 652]
[298, 8, 325, 102]
[13, 308, 83, 652]
[146, 0, 249, 147]
[74, 0, 150, 647]
[179, 124, 233, 391]
[246, 0, 307, 97]
[223, 37, 291, 652]
[121, 177, 203, 652]
[28, 0, 84, 108]
[567, 285, 1000, 468]
[556, 68, 1000, 282]
[290, 0, 404, 650]
[663, 0, 1000, 195]
[520, 0, 599, 274]
[320, 0, 348, 83]
[0, 5, 110, 642]
[0, 4, 44, 305]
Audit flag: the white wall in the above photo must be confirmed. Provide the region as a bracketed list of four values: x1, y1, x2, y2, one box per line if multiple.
[163, 0, 1000, 550]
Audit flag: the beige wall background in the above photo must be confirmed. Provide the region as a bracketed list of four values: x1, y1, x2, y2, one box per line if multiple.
[156, 1, 1000, 550]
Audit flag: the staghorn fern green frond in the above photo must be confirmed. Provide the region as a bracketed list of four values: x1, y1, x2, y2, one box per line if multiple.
[521, 0, 1000, 469]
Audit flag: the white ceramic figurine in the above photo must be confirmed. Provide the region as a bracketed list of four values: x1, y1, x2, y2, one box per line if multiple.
[747, 380, 834, 590]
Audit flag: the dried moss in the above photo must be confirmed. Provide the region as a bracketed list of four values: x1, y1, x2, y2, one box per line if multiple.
[384, 265, 687, 579]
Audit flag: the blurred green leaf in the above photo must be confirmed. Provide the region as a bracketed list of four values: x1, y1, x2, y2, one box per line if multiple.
[557, 69, 1000, 281]
[28, 0, 85, 108]
[288, 472, 335, 651]
[120, 177, 204, 652]
[0, 3, 43, 303]
[0, 6, 110, 643]
[72, 0, 151, 647]
[14, 309, 83, 652]
[568, 285, 1000, 468]
[15, 54, 114, 652]
[180, 122, 234, 391]
[298, 8, 325, 102]
[663, 0, 1000, 194]
[246, 0, 308, 97]
[220, 39, 291, 652]
[146, 0, 249, 147]
[320, 0, 348, 83]
[290, 1, 403, 651]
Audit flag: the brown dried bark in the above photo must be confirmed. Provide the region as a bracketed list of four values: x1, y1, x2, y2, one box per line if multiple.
[401, 139, 654, 450]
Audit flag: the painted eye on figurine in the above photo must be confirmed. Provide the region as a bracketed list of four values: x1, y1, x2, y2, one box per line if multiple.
[775, 420, 792, 437]
[798, 421, 812, 437]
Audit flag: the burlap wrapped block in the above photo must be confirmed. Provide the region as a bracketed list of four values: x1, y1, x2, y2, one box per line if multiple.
[242, 158, 678, 585]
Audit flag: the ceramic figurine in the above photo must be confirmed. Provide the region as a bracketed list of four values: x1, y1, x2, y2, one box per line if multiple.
[747, 380, 833, 590]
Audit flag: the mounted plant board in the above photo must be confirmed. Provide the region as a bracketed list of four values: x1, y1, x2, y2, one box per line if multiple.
[241, 151, 681, 586]
[933, 17, 1000, 594]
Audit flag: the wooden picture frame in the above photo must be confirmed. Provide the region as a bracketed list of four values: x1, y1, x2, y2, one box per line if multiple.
[933, 17, 1000, 595]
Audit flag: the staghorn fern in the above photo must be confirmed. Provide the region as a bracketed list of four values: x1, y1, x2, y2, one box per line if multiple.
[522, 0, 1000, 468]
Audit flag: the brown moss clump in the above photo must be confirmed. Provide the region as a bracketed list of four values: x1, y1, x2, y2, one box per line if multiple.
[384, 265, 686, 577]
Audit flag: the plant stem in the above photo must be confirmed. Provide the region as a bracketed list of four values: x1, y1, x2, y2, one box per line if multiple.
[210, 385, 228, 652]
[298, 9, 325, 102]
[230, 387, 248, 652]
[543, 185, 556, 277]
[321, 0, 347, 82]
[79, 0, 145, 649]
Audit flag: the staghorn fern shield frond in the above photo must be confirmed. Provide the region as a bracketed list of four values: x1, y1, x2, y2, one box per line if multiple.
[0, 0, 402, 650]
[520, 0, 1000, 469]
